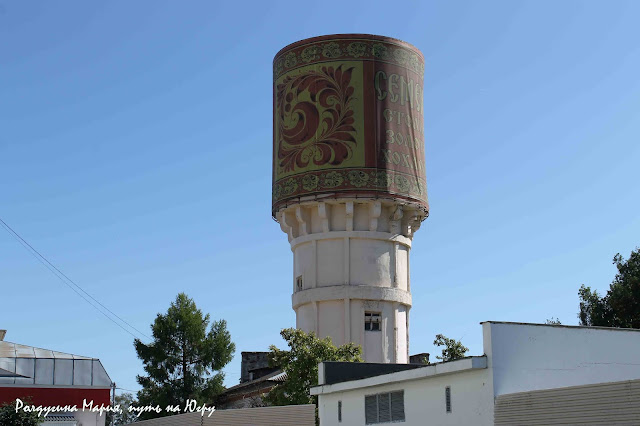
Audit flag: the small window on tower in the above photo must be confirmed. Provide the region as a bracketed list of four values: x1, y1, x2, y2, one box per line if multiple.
[296, 276, 303, 292]
[364, 312, 381, 331]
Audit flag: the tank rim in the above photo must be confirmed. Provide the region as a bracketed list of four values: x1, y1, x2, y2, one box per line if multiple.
[273, 33, 424, 62]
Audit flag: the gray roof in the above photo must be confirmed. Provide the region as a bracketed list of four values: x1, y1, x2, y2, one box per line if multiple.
[42, 413, 77, 422]
[0, 341, 94, 359]
[222, 369, 287, 393]
[0, 340, 111, 387]
[0, 367, 28, 378]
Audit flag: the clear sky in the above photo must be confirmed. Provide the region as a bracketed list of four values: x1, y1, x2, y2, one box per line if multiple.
[1, 1, 639, 395]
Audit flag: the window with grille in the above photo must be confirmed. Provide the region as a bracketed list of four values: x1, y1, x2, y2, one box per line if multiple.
[338, 400, 342, 422]
[445, 386, 451, 413]
[364, 312, 381, 331]
[296, 275, 303, 292]
[365, 390, 405, 424]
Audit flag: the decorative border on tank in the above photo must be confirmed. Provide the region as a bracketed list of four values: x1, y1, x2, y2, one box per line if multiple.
[272, 190, 429, 219]
[272, 170, 427, 216]
[273, 34, 425, 80]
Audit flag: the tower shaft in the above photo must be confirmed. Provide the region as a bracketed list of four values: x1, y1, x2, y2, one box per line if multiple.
[278, 199, 422, 362]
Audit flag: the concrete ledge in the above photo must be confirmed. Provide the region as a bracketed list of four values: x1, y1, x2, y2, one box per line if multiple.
[310, 356, 487, 395]
[292, 285, 412, 309]
[290, 231, 412, 250]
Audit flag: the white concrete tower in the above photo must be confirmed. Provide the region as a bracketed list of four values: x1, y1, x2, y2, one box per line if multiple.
[272, 34, 428, 363]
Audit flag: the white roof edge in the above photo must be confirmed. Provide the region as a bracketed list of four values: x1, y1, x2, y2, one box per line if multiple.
[481, 321, 640, 332]
[310, 356, 487, 396]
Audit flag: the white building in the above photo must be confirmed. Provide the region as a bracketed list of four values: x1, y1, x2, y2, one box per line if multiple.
[311, 321, 640, 425]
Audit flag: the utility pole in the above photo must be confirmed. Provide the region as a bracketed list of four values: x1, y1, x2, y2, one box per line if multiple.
[111, 382, 116, 426]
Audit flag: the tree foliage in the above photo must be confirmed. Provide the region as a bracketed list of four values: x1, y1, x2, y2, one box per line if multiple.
[134, 293, 235, 419]
[266, 328, 362, 406]
[545, 317, 562, 325]
[106, 393, 138, 425]
[433, 334, 468, 362]
[579, 248, 640, 328]
[0, 400, 41, 426]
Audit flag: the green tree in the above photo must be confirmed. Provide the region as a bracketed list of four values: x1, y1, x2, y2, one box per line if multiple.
[134, 293, 235, 419]
[266, 328, 362, 407]
[433, 334, 468, 362]
[579, 248, 640, 328]
[0, 400, 41, 426]
[106, 393, 138, 425]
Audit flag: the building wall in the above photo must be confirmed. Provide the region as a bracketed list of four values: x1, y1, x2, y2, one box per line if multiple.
[495, 378, 640, 425]
[317, 369, 493, 426]
[484, 322, 640, 396]
[75, 409, 106, 426]
[316, 323, 640, 425]
[239, 352, 275, 383]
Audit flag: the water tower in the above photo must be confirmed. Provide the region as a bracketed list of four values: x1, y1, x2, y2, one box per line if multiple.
[272, 34, 428, 363]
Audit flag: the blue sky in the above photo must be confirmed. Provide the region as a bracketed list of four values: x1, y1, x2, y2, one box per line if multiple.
[1, 1, 639, 394]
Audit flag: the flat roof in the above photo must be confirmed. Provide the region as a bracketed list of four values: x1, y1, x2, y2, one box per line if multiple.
[481, 321, 640, 332]
[311, 356, 487, 396]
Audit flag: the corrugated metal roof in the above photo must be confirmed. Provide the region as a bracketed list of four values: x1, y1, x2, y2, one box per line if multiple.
[222, 369, 287, 393]
[269, 371, 287, 382]
[42, 413, 77, 421]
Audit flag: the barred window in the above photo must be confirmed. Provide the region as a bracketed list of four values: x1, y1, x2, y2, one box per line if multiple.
[445, 386, 451, 413]
[365, 312, 381, 331]
[338, 400, 342, 422]
[365, 390, 405, 424]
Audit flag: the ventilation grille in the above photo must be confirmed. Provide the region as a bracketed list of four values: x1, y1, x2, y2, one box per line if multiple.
[365, 390, 405, 424]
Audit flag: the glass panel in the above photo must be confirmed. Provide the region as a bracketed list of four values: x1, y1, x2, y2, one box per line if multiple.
[14, 344, 35, 358]
[54, 359, 73, 385]
[35, 358, 54, 385]
[73, 360, 92, 386]
[0, 343, 16, 357]
[0, 357, 16, 384]
[92, 360, 111, 386]
[33, 348, 55, 358]
[15, 358, 34, 384]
